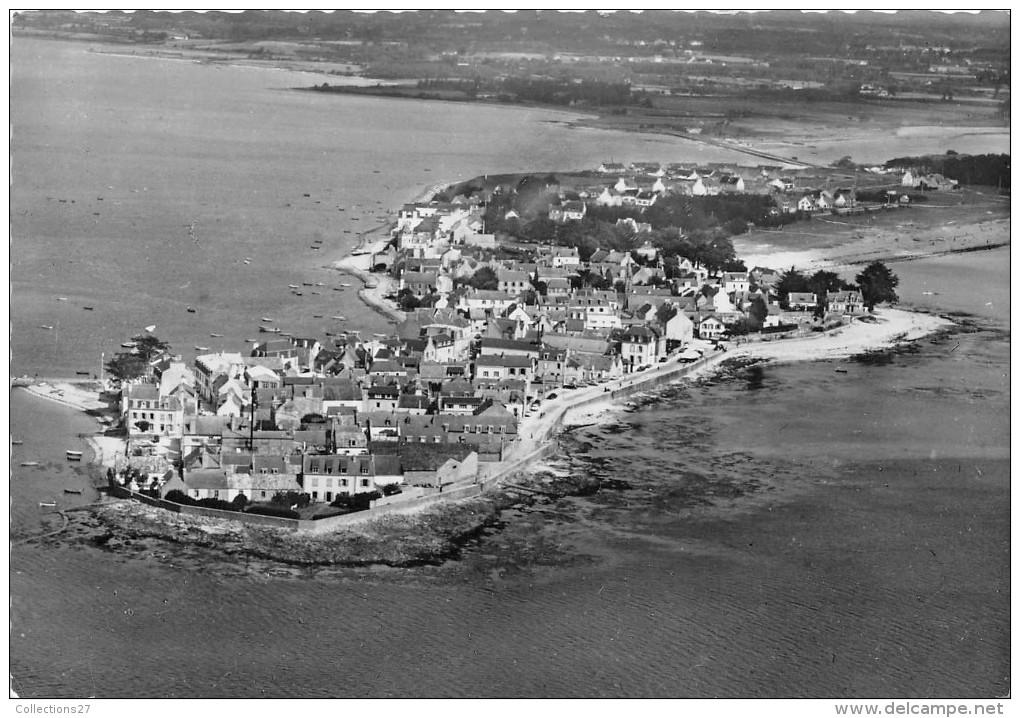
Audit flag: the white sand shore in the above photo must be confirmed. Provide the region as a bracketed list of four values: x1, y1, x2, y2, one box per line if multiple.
[21, 381, 107, 413]
[332, 243, 405, 324]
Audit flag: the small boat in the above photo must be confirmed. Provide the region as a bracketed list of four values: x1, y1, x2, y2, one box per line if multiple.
[262, 317, 275, 322]
[210, 333, 223, 338]
[21, 461, 39, 467]
[331, 315, 346, 321]
[302, 282, 314, 287]
[834, 367, 848, 374]
[57, 297, 67, 301]
[66, 450, 83, 461]
[315, 282, 324, 286]
[195, 345, 209, 351]
[186, 307, 196, 313]
[293, 291, 303, 296]
[259, 326, 281, 334]
[145, 325, 156, 332]
[40, 325, 53, 330]
[12, 440, 23, 445]
[313, 314, 324, 319]
[75, 370, 90, 376]
[121, 341, 137, 348]
[64, 488, 83, 495]
[39, 502, 57, 508]
[312, 291, 321, 295]
[288, 284, 300, 289]
[339, 283, 351, 288]
[83, 306, 94, 311]
[245, 338, 258, 343]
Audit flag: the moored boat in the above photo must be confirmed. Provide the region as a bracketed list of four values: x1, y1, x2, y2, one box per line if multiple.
[195, 345, 209, 351]
[83, 306, 94, 311]
[20, 461, 39, 467]
[64, 488, 83, 495]
[66, 450, 84, 461]
[39, 502, 56, 508]
[259, 326, 281, 334]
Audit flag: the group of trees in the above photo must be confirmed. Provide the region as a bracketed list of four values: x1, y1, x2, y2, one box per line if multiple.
[884, 153, 1010, 189]
[775, 263, 899, 312]
[104, 334, 171, 383]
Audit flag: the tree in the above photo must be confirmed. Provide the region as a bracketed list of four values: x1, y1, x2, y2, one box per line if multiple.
[465, 266, 499, 290]
[776, 267, 810, 308]
[855, 261, 899, 310]
[104, 334, 171, 383]
[808, 270, 847, 298]
[131, 334, 171, 362]
[656, 303, 678, 326]
[520, 289, 539, 306]
[397, 288, 421, 312]
[748, 296, 768, 329]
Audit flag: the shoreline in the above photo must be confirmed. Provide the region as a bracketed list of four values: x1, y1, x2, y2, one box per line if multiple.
[328, 179, 457, 324]
[517, 306, 952, 449]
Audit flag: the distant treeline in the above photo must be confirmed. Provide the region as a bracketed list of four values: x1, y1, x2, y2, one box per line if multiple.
[416, 76, 632, 106]
[884, 153, 1010, 188]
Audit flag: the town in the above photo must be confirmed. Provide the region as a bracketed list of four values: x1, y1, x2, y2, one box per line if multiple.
[107, 157, 937, 523]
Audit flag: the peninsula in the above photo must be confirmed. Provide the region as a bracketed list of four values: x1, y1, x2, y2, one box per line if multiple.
[21, 153, 1006, 566]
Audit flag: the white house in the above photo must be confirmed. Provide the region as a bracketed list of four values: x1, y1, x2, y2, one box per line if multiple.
[698, 316, 726, 340]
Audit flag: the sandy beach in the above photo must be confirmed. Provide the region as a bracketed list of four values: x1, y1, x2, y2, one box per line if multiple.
[19, 381, 126, 468]
[21, 381, 108, 413]
[329, 181, 456, 324]
[332, 239, 405, 324]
